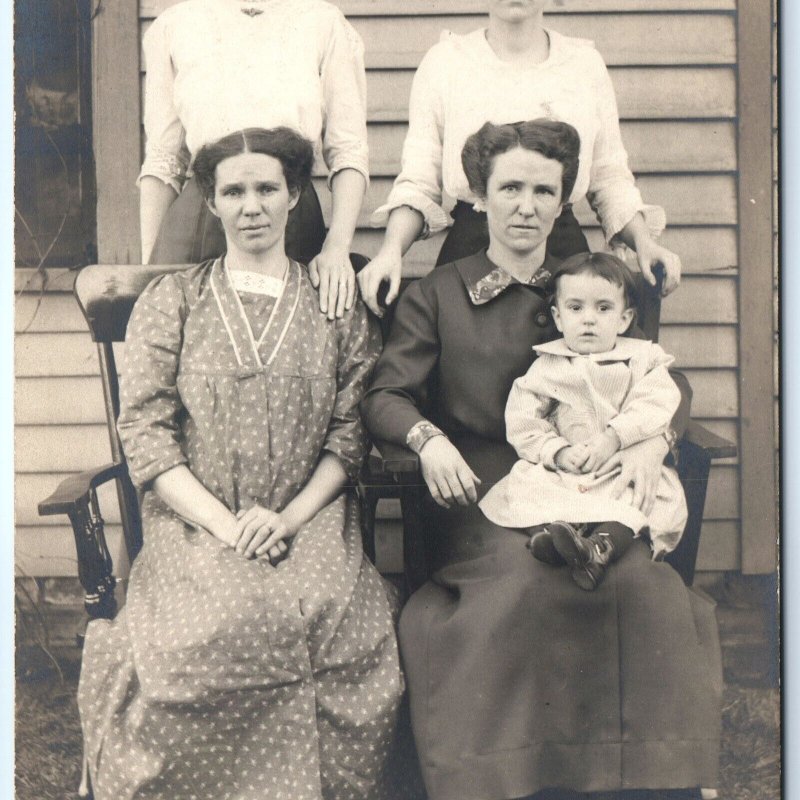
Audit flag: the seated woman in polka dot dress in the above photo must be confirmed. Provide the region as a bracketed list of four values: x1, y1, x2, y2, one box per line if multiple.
[77, 127, 404, 800]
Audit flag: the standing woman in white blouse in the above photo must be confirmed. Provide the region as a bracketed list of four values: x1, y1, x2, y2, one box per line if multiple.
[140, 0, 367, 318]
[358, 0, 682, 315]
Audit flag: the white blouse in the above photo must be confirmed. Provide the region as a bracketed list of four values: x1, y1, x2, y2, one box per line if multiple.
[371, 28, 664, 244]
[140, 0, 369, 193]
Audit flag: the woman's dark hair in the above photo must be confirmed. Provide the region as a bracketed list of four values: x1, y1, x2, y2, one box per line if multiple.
[461, 119, 580, 202]
[551, 251, 639, 310]
[193, 127, 315, 200]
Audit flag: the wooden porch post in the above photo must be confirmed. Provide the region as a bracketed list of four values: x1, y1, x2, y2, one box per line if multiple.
[92, 0, 141, 264]
[737, 0, 778, 573]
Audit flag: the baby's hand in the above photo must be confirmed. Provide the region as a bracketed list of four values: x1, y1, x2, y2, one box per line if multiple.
[580, 429, 622, 474]
[555, 445, 589, 474]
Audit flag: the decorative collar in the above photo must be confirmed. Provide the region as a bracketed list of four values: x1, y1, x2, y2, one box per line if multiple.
[455, 249, 560, 305]
[209, 257, 302, 371]
[533, 336, 651, 362]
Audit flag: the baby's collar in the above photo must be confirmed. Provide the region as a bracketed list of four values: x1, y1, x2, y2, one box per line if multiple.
[533, 336, 649, 361]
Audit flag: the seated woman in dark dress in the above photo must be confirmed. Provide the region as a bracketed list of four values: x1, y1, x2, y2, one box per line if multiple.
[362, 119, 721, 800]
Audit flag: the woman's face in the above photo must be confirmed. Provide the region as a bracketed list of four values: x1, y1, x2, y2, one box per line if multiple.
[487, 0, 548, 23]
[484, 146, 564, 260]
[208, 152, 299, 256]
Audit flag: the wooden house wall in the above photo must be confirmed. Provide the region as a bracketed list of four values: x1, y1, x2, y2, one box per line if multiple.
[14, 0, 770, 578]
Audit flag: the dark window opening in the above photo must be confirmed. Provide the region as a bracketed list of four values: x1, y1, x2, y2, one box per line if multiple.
[14, 0, 96, 269]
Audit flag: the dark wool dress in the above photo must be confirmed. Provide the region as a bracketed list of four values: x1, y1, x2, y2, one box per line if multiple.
[361, 250, 722, 800]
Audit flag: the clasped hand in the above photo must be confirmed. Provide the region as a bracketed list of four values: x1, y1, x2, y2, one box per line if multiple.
[556, 434, 668, 516]
[226, 505, 297, 564]
[555, 429, 621, 475]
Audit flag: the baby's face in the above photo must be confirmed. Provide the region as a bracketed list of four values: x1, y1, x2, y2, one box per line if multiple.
[551, 272, 634, 354]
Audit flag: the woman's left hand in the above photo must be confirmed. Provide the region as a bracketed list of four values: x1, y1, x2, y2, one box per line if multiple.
[234, 506, 297, 563]
[595, 436, 668, 516]
[309, 243, 357, 321]
[635, 239, 682, 296]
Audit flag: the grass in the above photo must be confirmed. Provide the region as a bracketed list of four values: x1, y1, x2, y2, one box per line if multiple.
[14, 646, 780, 800]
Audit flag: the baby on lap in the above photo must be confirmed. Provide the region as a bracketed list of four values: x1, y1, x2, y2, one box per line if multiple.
[479, 252, 687, 590]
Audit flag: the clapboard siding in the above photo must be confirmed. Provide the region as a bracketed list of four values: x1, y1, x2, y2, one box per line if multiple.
[16, 293, 88, 333]
[16, 526, 130, 578]
[16, 426, 114, 473]
[15, 0, 750, 579]
[16, 377, 108, 425]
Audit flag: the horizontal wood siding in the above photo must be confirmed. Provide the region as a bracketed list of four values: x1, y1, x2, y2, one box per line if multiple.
[16, 0, 747, 578]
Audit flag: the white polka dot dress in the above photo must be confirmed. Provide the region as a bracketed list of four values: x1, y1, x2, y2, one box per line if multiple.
[77, 259, 404, 800]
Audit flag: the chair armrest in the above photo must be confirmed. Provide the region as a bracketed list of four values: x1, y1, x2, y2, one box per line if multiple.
[680, 420, 737, 460]
[38, 462, 126, 517]
[368, 440, 420, 476]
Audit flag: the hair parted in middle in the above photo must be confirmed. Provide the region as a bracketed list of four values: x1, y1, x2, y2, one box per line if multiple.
[461, 118, 581, 202]
[192, 127, 315, 201]
[551, 251, 639, 310]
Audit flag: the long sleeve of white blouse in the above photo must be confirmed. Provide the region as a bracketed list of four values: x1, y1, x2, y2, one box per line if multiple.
[319, 12, 369, 186]
[369, 45, 451, 237]
[585, 50, 665, 243]
[139, 17, 190, 194]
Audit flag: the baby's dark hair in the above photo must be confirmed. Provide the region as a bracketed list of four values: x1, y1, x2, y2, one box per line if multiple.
[193, 127, 315, 201]
[551, 251, 638, 309]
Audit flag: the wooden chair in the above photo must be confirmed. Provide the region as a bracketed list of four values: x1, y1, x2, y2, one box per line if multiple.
[359, 270, 738, 593]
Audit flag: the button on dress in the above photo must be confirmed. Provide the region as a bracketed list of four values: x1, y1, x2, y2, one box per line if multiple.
[78, 259, 404, 800]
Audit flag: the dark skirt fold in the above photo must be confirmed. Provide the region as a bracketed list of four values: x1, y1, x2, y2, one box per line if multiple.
[398, 437, 721, 800]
